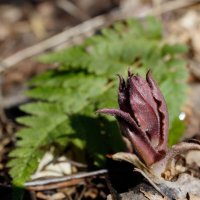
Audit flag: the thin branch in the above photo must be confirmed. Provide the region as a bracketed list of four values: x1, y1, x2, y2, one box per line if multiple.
[25, 169, 108, 187]
[77, 185, 87, 200]
[27, 178, 83, 191]
[0, 14, 107, 73]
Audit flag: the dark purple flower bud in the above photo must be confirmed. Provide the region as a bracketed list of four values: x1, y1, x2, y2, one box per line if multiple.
[97, 70, 169, 166]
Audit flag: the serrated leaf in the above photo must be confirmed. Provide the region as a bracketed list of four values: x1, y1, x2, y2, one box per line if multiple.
[9, 114, 69, 186]
[20, 102, 62, 116]
[162, 44, 188, 55]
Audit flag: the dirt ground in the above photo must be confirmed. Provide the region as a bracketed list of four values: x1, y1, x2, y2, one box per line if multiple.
[1, 0, 200, 199]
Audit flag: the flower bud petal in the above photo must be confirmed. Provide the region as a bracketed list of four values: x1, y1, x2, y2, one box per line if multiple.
[146, 71, 169, 151]
[97, 70, 169, 166]
[117, 75, 130, 112]
[128, 74, 160, 147]
[97, 108, 164, 165]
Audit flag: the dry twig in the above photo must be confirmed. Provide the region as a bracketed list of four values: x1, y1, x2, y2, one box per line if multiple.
[25, 169, 108, 191]
[27, 178, 83, 191]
